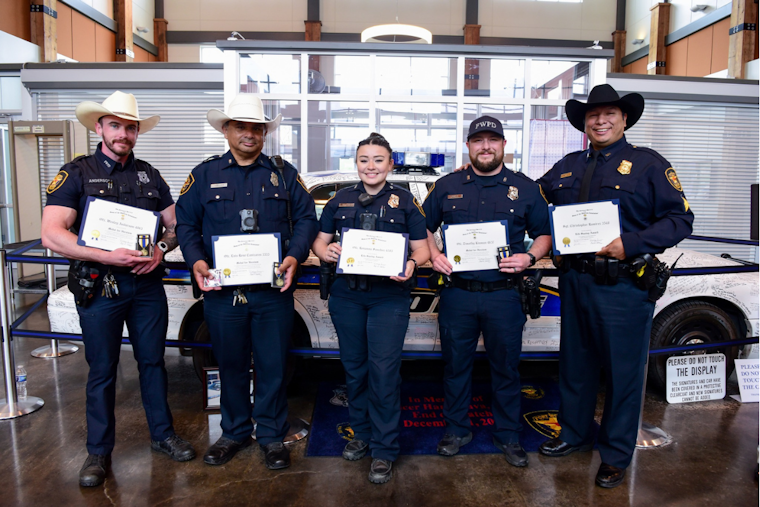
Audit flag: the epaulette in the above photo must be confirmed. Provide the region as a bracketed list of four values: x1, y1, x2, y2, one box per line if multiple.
[631, 145, 670, 165]
[71, 154, 89, 164]
[202, 154, 222, 164]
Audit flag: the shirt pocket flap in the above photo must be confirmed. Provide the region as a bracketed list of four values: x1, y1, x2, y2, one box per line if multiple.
[335, 208, 357, 221]
[84, 183, 117, 198]
[206, 187, 235, 203]
[551, 174, 577, 191]
[379, 209, 406, 225]
[601, 173, 640, 194]
[261, 185, 289, 201]
[495, 200, 526, 218]
[139, 185, 160, 200]
[442, 199, 468, 213]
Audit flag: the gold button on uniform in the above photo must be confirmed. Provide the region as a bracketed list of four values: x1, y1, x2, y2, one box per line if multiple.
[615, 185, 620, 189]
[215, 195, 220, 199]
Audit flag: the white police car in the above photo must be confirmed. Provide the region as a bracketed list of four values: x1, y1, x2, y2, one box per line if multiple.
[46, 170, 759, 390]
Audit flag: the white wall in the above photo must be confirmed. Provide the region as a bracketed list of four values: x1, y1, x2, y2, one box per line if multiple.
[133, 0, 156, 44]
[165, 0, 308, 32]
[481, 0, 615, 42]
[164, 0, 616, 41]
[0, 32, 40, 64]
[625, 0, 732, 56]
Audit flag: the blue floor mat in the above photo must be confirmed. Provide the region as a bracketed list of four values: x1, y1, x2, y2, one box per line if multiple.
[306, 378, 589, 457]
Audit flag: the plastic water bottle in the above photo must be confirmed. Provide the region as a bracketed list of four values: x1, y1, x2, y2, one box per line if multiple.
[15, 366, 27, 401]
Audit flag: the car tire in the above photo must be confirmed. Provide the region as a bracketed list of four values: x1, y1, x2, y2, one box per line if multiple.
[648, 300, 741, 392]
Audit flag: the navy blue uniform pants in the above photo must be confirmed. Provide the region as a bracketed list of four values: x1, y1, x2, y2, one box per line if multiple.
[203, 288, 293, 445]
[557, 270, 654, 469]
[77, 272, 173, 455]
[329, 288, 409, 462]
[438, 287, 526, 445]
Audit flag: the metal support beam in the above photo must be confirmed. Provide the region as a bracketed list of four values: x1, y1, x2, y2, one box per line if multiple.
[466, 0, 478, 26]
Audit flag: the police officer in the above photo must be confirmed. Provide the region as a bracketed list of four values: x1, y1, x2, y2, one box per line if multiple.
[536, 84, 694, 488]
[40, 91, 195, 488]
[312, 133, 430, 484]
[176, 94, 318, 470]
[423, 116, 553, 467]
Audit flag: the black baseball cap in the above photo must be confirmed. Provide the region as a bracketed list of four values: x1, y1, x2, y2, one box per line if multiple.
[467, 115, 504, 140]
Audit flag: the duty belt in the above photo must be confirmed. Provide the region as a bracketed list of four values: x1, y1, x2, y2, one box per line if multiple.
[450, 276, 516, 292]
[566, 256, 636, 279]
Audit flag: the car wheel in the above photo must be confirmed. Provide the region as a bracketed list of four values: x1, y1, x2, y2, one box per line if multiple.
[648, 300, 741, 392]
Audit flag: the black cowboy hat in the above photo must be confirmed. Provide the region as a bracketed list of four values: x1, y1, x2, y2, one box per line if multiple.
[565, 84, 645, 133]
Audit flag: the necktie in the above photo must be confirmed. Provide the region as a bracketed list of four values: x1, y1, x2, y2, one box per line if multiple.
[578, 150, 599, 203]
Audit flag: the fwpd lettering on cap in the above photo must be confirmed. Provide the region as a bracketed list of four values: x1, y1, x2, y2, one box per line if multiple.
[467, 115, 504, 140]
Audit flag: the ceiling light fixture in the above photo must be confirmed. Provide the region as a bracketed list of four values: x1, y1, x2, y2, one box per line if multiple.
[361, 24, 432, 44]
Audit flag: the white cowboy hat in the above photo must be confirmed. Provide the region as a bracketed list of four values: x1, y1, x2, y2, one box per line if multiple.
[207, 94, 282, 134]
[75, 91, 160, 134]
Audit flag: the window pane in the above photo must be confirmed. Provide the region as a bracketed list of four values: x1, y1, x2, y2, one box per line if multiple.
[527, 105, 585, 180]
[530, 60, 589, 100]
[464, 59, 525, 98]
[462, 104, 524, 172]
[376, 102, 457, 172]
[262, 100, 301, 169]
[239, 54, 301, 94]
[307, 101, 370, 173]
[376, 57, 457, 96]
[307, 55, 371, 95]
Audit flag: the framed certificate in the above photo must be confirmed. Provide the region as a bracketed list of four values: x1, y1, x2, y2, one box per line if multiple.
[549, 200, 623, 256]
[76, 197, 160, 252]
[336, 228, 409, 277]
[211, 233, 282, 285]
[441, 221, 508, 272]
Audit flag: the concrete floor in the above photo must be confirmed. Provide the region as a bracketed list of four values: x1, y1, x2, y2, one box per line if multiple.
[0, 300, 757, 506]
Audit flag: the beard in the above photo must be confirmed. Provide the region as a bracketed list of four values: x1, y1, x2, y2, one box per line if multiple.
[470, 150, 503, 173]
[103, 136, 133, 157]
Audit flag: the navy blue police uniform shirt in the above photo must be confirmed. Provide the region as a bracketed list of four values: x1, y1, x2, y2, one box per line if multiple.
[423, 165, 551, 282]
[45, 142, 174, 242]
[319, 181, 427, 293]
[537, 136, 694, 258]
[175, 151, 318, 273]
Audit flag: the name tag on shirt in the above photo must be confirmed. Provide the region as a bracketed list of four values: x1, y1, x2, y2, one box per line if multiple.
[447, 194, 463, 199]
[210, 183, 228, 188]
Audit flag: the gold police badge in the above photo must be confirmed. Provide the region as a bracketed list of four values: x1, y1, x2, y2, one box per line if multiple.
[617, 160, 632, 175]
[270, 172, 279, 187]
[388, 194, 399, 208]
[46, 171, 69, 194]
[508, 186, 519, 201]
[665, 168, 682, 191]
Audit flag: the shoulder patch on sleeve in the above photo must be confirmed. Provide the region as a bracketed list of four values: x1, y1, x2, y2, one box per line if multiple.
[46, 171, 69, 194]
[665, 167, 682, 192]
[180, 174, 195, 196]
[296, 174, 309, 192]
[413, 197, 426, 217]
[422, 182, 436, 204]
[538, 184, 548, 204]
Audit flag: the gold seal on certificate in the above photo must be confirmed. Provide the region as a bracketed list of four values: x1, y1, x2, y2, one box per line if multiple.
[336, 228, 409, 277]
[212, 233, 282, 286]
[549, 200, 623, 255]
[76, 197, 160, 252]
[442, 221, 508, 272]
